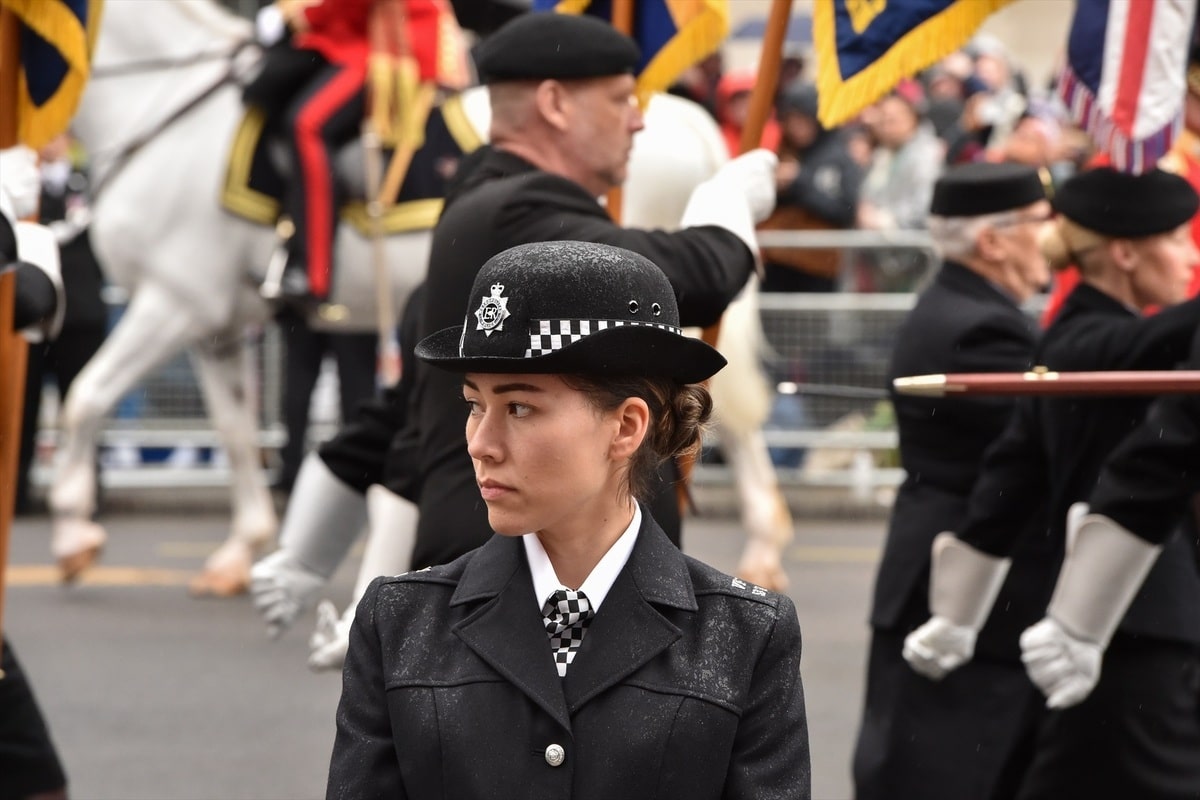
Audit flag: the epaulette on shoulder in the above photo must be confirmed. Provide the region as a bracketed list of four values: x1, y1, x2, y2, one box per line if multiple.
[687, 556, 781, 608]
[379, 564, 457, 588]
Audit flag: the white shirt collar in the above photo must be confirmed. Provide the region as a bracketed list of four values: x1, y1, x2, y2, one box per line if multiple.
[523, 503, 641, 613]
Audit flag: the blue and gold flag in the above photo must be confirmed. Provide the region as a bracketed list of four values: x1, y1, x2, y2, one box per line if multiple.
[1, 0, 102, 149]
[813, 0, 1011, 128]
[533, 0, 728, 101]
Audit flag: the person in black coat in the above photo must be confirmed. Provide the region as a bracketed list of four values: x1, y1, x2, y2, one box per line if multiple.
[249, 13, 776, 639]
[903, 167, 1200, 800]
[852, 162, 1053, 800]
[327, 240, 810, 799]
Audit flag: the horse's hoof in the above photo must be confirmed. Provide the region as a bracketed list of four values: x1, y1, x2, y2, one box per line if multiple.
[58, 545, 103, 584]
[52, 518, 108, 583]
[187, 568, 250, 597]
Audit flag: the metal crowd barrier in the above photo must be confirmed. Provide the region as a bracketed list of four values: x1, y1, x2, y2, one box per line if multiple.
[28, 230, 1048, 498]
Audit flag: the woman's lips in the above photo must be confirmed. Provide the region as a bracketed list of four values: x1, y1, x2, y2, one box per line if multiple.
[478, 480, 514, 501]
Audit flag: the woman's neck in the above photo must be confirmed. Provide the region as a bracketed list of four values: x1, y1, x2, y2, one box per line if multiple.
[536, 500, 636, 589]
[1081, 269, 1139, 310]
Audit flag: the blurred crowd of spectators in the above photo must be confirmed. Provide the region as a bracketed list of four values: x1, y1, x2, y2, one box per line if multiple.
[668, 34, 1093, 295]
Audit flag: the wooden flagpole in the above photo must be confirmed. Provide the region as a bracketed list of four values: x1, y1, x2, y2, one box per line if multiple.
[0, 3, 29, 676]
[604, 0, 635, 224]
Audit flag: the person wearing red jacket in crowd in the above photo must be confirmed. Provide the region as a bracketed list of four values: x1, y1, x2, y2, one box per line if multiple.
[1041, 49, 1200, 326]
[268, 0, 373, 307]
[715, 69, 781, 157]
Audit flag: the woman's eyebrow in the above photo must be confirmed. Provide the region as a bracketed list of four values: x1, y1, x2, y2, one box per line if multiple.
[462, 378, 544, 395]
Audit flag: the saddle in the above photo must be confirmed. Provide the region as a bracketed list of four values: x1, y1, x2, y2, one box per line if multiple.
[221, 94, 482, 236]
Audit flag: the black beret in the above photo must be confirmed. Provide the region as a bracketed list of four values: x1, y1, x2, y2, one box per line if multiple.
[929, 161, 1046, 217]
[416, 241, 726, 383]
[1053, 167, 1199, 237]
[474, 13, 641, 83]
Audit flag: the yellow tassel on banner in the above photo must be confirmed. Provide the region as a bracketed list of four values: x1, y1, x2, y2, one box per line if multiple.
[813, 0, 1013, 129]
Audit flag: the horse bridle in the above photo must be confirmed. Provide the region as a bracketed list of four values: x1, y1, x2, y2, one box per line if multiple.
[87, 38, 258, 202]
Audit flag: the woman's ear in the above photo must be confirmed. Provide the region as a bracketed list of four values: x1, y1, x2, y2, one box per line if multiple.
[609, 397, 649, 462]
[1109, 238, 1138, 273]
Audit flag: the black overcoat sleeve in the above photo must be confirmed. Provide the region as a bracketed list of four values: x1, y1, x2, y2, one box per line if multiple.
[317, 286, 425, 496]
[721, 593, 811, 800]
[1042, 294, 1200, 371]
[1089, 324, 1200, 544]
[957, 398, 1049, 556]
[498, 174, 756, 328]
[327, 578, 406, 799]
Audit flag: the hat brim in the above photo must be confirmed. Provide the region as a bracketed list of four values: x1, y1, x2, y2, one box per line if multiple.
[416, 324, 727, 384]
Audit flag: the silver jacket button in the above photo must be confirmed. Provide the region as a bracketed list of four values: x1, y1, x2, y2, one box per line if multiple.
[544, 743, 566, 767]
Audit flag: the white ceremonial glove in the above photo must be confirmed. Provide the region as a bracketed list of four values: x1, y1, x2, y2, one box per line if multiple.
[1020, 617, 1102, 709]
[307, 599, 353, 672]
[0, 146, 41, 220]
[1019, 503, 1161, 709]
[255, 3, 286, 45]
[680, 148, 778, 263]
[902, 532, 1012, 680]
[903, 616, 979, 681]
[249, 453, 368, 638]
[712, 148, 779, 224]
[251, 549, 328, 639]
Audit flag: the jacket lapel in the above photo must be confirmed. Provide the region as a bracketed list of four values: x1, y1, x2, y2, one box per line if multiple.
[450, 535, 572, 731]
[563, 515, 698, 712]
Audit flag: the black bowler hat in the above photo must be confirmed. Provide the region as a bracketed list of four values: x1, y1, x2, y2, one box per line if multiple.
[1052, 167, 1199, 238]
[474, 13, 641, 83]
[416, 241, 726, 383]
[929, 161, 1046, 217]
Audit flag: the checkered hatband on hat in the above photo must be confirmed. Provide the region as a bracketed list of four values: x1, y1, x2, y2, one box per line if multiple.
[542, 588, 595, 677]
[526, 318, 683, 358]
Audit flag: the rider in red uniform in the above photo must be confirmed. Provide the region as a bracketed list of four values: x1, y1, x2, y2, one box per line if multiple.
[275, 0, 373, 306]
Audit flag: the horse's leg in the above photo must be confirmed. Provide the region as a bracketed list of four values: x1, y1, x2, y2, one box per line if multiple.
[49, 282, 200, 580]
[186, 334, 278, 596]
[721, 422, 795, 592]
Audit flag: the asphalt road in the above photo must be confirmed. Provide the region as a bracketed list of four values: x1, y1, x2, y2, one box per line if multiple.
[5, 498, 885, 800]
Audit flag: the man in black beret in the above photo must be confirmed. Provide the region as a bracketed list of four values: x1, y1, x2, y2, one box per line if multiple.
[250, 11, 780, 654]
[853, 161, 1054, 800]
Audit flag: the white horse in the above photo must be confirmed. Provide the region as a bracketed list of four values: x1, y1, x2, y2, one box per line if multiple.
[53, 0, 793, 595]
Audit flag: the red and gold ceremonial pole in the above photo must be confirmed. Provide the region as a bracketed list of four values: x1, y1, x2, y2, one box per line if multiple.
[0, 3, 29, 674]
[894, 369, 1200, 397]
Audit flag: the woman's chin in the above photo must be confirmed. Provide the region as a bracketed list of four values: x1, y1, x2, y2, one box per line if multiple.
[486, 510, 528, 537]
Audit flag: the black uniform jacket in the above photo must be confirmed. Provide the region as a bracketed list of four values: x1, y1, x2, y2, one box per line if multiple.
[960, 284, 1200, 645]
[871, 261, 1047, 658]
[1089, 323, 1200, 547]
[327, 512, 811, 800]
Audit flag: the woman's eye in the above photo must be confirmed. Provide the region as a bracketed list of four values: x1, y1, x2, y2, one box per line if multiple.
[509, 403, 531, 418]
[463, 397, 481, 415]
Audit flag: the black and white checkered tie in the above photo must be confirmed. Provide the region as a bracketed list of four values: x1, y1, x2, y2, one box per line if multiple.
[542, 589, 594, 677]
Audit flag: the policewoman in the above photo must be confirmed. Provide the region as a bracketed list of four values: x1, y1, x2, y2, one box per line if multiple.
[904, 166, 1200, 799]
[326, 241, 810, 799]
